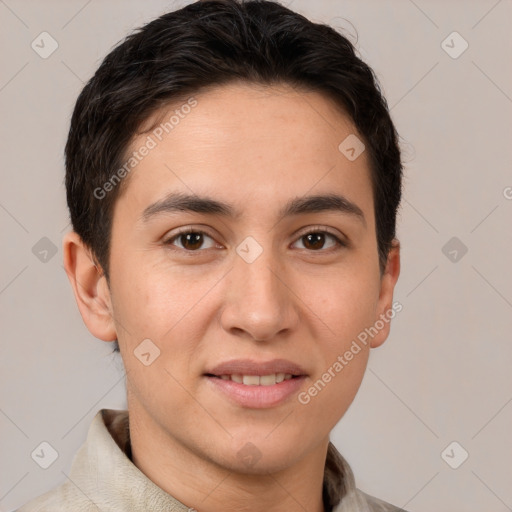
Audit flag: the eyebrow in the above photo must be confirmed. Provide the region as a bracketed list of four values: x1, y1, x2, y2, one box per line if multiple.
[140, 191, 366, 227]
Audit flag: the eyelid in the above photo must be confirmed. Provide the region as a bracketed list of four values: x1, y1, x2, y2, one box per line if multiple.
[292, 225, 348, 247]
[163, 226, 221, 249]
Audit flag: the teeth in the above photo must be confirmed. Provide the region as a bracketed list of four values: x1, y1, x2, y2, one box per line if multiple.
[259, 374, 276, 386]
[243, 375, 261, 386]
[218, 373, 294, 385]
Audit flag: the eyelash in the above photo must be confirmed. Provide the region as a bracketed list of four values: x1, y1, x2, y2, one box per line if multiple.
[162, 226, 347, 254]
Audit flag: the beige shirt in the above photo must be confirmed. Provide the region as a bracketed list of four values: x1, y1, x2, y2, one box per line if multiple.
[17, 409, 407, 512]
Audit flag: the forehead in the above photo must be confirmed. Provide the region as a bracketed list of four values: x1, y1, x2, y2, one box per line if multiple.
[115, 81, 373, 224]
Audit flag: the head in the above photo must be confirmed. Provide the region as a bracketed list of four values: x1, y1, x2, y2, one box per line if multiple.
[63, 0, 401, 477]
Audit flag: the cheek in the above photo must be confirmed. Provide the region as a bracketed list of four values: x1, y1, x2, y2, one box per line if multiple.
[112, 265, 212, 413]
[295, 337, 370, 445]
[111, 260, 215, 343]
[306, 269, 380, 345]
[297, 272, 378, 409]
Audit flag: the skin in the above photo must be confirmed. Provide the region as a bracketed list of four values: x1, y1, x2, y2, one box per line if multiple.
[63, 82, 400, 512]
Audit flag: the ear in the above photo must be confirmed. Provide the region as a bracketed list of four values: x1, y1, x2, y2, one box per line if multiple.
[62, 231, 117, 342]
[370, 239, 401, 348]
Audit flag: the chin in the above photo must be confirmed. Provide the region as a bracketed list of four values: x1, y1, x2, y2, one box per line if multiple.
[219, 434, 304, 475]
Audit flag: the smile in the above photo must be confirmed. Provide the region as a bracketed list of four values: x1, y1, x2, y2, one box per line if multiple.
[210, 373, 296, 385]
[205, 374, 306, 408]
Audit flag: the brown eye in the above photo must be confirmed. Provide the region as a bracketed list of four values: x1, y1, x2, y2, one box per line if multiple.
[303, 233, 327, 250]
[178, 232, 204, 250]
[165, 230, 216, 251]
[293, 230, 344, 251]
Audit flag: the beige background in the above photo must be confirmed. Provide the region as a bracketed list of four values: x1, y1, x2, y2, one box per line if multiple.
[1, 1, 511, 511]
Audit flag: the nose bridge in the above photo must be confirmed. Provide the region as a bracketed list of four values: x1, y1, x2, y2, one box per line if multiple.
[221, 242, 297, 341]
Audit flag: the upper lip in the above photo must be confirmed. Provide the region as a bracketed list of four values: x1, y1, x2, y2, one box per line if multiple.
[205, 358, 308, 377]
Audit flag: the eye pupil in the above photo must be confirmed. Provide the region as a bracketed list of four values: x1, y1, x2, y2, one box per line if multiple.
[304, 233, 325, 250]
[181, 232, 203, 250]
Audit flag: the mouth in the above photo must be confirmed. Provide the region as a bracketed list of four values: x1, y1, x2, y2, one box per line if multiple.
[204, 358, 308, 379]
[205, 373, 299, 385]
[203, 359, 308, 408]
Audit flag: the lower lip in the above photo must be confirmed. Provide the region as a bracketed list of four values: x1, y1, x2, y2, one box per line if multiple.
[205, 375, 307, 409]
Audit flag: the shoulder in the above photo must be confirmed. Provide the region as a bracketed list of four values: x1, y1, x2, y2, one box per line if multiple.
[355, 489, 409, 512]
[15, 410, 121, 512]
[15, 483, 96, 512]
[325, 443, 408, 512]
[334, 487, 409, 512]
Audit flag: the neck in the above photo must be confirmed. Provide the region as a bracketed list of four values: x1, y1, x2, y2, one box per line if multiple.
[128, 404, 328, 512]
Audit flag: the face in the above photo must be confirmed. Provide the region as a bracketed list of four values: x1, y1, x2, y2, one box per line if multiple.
[68, 82, 400, 475]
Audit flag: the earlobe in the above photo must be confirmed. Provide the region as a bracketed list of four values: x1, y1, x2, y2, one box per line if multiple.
[370, 239, 401, 348]
[62, 232, 117, 342]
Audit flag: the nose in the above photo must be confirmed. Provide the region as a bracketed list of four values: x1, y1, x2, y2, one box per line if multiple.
[219, 247, 299, 342]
